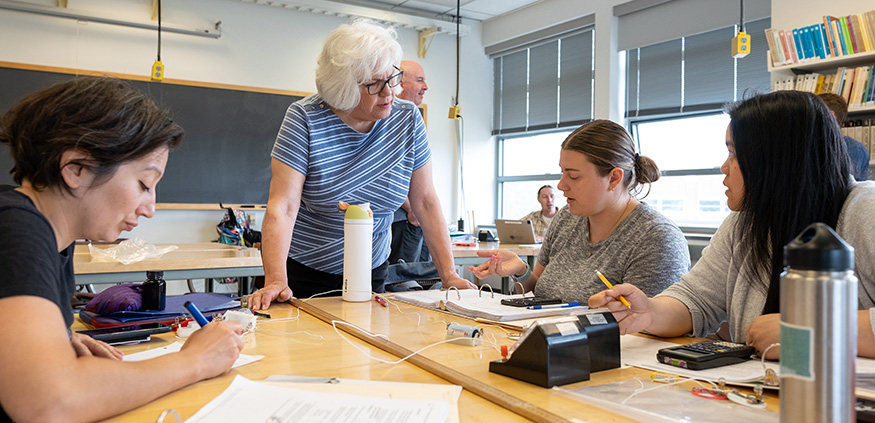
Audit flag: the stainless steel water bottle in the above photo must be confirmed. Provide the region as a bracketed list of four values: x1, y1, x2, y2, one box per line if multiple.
[342, 203, 373, 302]
[780, 222, 856, 422]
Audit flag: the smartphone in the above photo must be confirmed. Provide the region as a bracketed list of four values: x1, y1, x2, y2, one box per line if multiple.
[77, 323, 172, 344]
[656, 340, 756, 370]
[500, 297, 563, 307]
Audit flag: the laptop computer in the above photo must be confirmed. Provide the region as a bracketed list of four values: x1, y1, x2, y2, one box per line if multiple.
[495, 219, 540, 244]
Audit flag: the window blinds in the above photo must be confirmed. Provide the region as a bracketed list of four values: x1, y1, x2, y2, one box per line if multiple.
[492, 30, 594, 135]
[626, 17, 772, 118]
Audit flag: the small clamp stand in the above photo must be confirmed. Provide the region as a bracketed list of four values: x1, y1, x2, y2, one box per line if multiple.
[489, 312, 621, 387]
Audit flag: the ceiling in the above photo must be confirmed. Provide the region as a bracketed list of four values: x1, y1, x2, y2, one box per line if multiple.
[289, 0, 542, 22]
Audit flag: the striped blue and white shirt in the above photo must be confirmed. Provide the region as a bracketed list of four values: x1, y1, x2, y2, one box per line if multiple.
[271, 94, 431, 274]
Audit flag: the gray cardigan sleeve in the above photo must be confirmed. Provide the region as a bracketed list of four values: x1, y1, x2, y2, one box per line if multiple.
[658, 213, 740, 338]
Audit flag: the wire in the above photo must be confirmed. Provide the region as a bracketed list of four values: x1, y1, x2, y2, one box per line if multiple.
[738, 0, 745, 32]
[457, 115, 467, 226]
[331, 320, 461, 364]
[157, 0, 162, 61]
[454, 0, 460, 106]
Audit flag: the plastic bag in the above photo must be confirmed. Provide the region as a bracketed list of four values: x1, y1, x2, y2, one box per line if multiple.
[88, 238, 178, 265]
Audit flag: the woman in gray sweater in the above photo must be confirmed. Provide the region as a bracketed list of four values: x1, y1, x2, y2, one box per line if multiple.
[590, 90, 875, 359]
[470, 120, 690, 303]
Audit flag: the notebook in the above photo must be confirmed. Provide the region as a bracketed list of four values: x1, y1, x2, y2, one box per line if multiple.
[495, 219, 539, 244]
[391, 290, 586, 322]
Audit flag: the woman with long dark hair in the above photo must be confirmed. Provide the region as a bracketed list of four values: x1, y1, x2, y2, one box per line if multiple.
[589, 90, 875, 358]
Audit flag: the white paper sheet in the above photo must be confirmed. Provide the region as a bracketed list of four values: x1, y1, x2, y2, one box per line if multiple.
[185, 375, 450, 423]
[122, 341, 263, 368]
[621, 335, 875, 386]
[264, 375, 462, 423]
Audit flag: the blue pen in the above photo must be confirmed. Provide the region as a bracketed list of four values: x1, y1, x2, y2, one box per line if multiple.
[527, 302, 583, 310]
[184, 301, 210, 327]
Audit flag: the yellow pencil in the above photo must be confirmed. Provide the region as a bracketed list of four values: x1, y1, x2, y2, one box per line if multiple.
[595, 270, 631, 308]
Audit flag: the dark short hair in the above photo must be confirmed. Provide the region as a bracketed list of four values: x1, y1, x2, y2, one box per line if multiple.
[561, 119, 659, 197]
[817, 92, 849, 123]
[726, 90, 851, 314]
[536, 185, 553, 197]
[0, 77, 183, 191]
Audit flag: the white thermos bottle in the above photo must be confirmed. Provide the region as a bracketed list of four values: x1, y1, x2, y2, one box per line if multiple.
[780, 222, 856, 423]
[342, 203, 373, 302]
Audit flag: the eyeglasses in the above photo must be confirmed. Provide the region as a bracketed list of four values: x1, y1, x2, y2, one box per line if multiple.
[362, 67, 403, 95]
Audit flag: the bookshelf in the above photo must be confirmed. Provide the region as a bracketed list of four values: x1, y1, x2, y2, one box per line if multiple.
[768, 50, 875, 74]
[766, 9, 875, 117]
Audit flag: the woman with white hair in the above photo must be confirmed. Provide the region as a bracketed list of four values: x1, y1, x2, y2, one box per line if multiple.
[250, 20, 474, 309]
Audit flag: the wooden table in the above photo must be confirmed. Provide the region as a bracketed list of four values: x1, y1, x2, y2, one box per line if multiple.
[74, 243, 263, 296]
[87, 302, 529, 423]
[452, 242, 541, 293]
[89, 297, 778, 423]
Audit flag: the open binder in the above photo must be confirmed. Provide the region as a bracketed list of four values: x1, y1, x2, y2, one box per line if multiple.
[391, 289, 588, 322]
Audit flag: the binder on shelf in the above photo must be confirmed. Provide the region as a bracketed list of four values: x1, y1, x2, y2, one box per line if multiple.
[862, 13, 874, 51]
[813, 24, 827, 59]
[832, 19, 845, 56]
[849, 16, 862, 54]
[765, 28, 781, 66]
[780, 30, 795, 65]
[822, 19, 836, 58]
[840, 16, 855, 55]
[832, 18, 848, 56]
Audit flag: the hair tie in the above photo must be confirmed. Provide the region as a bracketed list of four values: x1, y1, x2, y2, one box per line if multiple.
[634, 153, 641, 165]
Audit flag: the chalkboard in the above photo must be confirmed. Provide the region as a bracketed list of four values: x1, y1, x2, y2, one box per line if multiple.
[0, 64, 305, 205]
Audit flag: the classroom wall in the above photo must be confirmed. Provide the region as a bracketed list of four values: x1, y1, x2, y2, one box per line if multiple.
[0, 0, 494, 242]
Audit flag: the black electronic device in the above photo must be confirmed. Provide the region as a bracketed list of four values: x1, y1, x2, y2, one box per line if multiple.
[478, 230, 498, 242]
[500, 297, 563, 307]
[77, 323, 172, 344]
[489, 312, 621, 387]
[657, 340, 756, 370]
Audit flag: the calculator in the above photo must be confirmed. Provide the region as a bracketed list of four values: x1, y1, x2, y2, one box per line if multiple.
[657, 340, 756, 370]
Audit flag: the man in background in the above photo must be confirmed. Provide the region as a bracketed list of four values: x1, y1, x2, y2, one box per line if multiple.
[818, 93, 869, 181]
[389, 60, 431, 264]
[521, 185, 559, 242]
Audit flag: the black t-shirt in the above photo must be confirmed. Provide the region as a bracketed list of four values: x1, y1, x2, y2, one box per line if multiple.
[0, 187, 75, 422]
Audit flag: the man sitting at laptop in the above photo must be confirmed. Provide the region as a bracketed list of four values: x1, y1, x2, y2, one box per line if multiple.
[520, 185, 559, 242]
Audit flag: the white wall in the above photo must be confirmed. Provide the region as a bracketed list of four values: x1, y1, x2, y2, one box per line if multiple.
[0, 0, 494, 242]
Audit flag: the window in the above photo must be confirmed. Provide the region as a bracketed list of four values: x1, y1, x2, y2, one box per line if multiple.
[626, 17, 772, 230]
[492, 25, 596, 221]
[632, 113, 731, 229]
[497, 130, 569, 219]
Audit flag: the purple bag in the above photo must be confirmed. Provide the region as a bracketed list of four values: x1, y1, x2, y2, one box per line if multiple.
[85, 283, 143, 314]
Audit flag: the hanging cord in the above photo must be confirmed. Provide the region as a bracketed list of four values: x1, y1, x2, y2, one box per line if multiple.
[454, 0, 460, 107]
[157, 0, 162, 62]
[738, 0, 745, 32]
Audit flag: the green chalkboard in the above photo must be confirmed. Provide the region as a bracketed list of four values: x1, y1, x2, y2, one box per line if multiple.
[0, 65, 304, 205]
